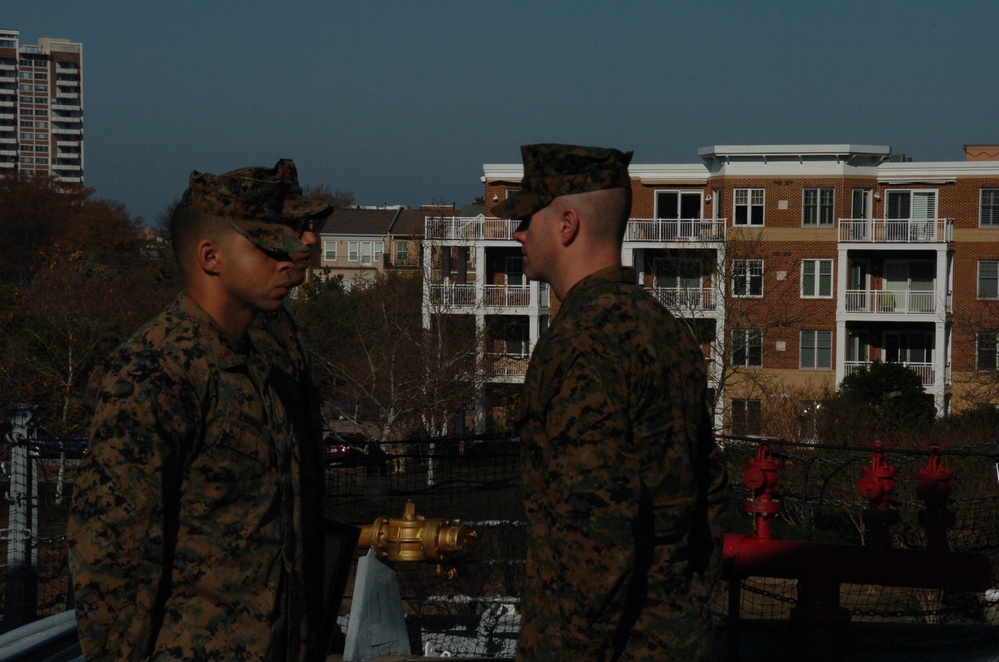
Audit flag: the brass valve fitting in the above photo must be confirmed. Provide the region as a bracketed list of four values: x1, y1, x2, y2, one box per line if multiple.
[358, 501, 477, 565]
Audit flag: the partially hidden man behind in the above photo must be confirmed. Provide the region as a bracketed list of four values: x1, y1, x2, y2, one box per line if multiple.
[68, 159, 330, 661]
[494, 144, 729, 661]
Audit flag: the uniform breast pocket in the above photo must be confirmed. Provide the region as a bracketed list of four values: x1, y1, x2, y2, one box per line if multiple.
[203, 416, 275, 492]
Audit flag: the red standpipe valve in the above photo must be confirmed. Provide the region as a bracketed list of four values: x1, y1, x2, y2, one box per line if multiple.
[743, 444, 781, 540]
[917, 448, 956, 555]
[858, 446, 899, 550]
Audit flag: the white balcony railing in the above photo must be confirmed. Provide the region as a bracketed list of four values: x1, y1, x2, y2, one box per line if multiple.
[838, 218, 953, 243]
[485, 353, 529, 377]
[844, 361, 936, 386]
[428, 283, 476, 308]
[424, 217, 519, 241]
[651, 287, 716, 312]
[627, 218, 726, 242]
[844, 290, 937, 314]
[483, 285, 530, 307]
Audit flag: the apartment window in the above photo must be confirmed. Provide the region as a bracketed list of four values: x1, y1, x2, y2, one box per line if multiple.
[731, 399, 762, 436]
[801, 259, 833, 298]
[655, 190, 702, 220]
[348, 241, 358, 262]
[731, 329, 762, 367]
[800, 330, 832, 369]
[506, 256, 525, 286]
[981, 189, 999, 227]
[977, 333, 999, 372]
[395, 241, 408, 264]
[978, 260, 999, 299]
[732, 259, 763, 297]
[803, 188, 834, 226]
[323, 240, 336, 262]
[734, 188, 764, 226]
[360, 242, 373, 265]
[886, 189, 936, 219]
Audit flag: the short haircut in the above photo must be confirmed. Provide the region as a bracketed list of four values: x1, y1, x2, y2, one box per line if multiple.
[170, 203, 234, 276]
[558, 187, 633, 245]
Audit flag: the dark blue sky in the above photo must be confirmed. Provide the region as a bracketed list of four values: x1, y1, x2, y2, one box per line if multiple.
[7, 1, 999, 224]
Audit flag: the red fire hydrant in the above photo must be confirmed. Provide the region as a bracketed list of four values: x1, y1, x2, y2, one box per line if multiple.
[858, 446, 899, 551]
[743, 444, 780, 540]
[916, 449, 956, 555]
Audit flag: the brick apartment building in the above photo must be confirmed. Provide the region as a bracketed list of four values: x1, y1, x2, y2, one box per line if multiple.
[0, 29, 84, 183]
[424, 144, 999, 437]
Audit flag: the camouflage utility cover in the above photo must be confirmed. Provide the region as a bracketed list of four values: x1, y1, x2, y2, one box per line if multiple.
[492, 143, 633, 220]
[516, 267, 728, 661]
[68, 295, 325, 661]
[181, 158, 333, 254]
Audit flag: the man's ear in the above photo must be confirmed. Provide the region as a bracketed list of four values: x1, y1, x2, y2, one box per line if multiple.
[559, 207, 580, 246]
[196, 239, 222, 275]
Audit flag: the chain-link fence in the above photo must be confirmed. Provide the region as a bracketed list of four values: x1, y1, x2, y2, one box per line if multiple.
[2, 420, 999, 660]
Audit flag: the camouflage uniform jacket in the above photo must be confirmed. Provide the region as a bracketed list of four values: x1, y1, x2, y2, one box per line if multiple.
[517, 267, 728, 661]
[69, 294, 323, 661]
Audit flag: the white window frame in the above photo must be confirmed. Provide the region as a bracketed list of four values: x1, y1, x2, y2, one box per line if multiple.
[323, 240, 337, 262]
[800, 330, 832, 369]
[506, 256, 525, 287]
[732, 259, 763, 297]
[802, 188, 834, 226]
[395, 240, 408, 264]
[655, 189, 703, 220]
[978, 260, 999, 300]
[360, 241, 373, 266]
[885, 189, 937, 219]
[348, 241, 359, 262]
[977, 333, 999, 372]
[731, 329, 763, 368]
[801, 259, 833, 298]
[981, 189, 999, 227]
[734, 188, 765, 226]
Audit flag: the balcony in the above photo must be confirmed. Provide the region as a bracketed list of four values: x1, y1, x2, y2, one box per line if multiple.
[650, 287, 717, 312]
[838, 218, 953, 243]
[485, 353, 529, 377]
[428, 283, 476, 308]
[844, 290, 937, 314]
[844, 360, 935, 386]
[425, 217, 518, 241]
[429, 283, 538, 310]
[483, 285, 530, 308]
[627, 218, 726, 243]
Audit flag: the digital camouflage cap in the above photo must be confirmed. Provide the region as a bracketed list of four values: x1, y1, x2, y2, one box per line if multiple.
[179, 158, 333, 253]
[492, 143, 633, 220]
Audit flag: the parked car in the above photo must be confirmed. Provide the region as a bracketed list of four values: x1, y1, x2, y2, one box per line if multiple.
[324, 435, 368, 467]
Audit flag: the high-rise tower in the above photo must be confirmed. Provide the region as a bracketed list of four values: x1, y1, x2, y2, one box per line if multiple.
[0, 28, 84, 183]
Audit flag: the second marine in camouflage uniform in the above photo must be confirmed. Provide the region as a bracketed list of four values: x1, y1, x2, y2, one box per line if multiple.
[517, 267, 727, 660]
[497, 144, 728, 661]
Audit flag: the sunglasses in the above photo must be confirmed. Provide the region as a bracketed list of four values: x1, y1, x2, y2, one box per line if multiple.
[286, 216, 325, 236]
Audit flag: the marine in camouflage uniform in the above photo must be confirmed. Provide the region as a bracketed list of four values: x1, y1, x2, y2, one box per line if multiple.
[68, 160, 330, 661]
[495, 145, 728, 661]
